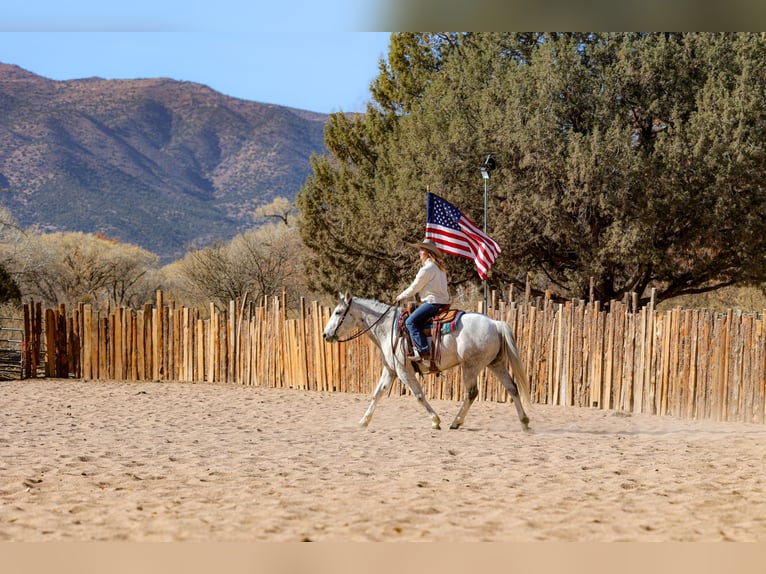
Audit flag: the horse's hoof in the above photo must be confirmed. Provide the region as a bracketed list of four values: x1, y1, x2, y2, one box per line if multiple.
[432, 422, 441, 430]
[359, 419, 370, 428]
[521, 421, 532, 432]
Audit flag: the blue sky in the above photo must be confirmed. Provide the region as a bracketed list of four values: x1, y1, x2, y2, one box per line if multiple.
[0, 2, 391, 114]
[3, 3, 766, 114]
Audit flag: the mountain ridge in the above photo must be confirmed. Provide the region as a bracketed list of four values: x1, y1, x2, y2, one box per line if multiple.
[0, 63, 329, 262]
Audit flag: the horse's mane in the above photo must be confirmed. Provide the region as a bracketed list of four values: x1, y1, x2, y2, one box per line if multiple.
[353, 297, 391, 314]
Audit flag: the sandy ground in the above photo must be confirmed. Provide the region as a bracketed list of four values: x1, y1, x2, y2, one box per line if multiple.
[2, 378, 766, 542]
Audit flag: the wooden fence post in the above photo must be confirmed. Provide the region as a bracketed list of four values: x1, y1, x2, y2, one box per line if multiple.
[44, 308, 55, 377]
[22, 302, 32, 379]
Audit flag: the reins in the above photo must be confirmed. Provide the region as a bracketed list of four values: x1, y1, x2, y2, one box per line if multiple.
[334, 298, 393, 343]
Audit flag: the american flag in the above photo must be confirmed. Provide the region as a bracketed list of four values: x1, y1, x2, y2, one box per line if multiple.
[425, 192, 501, 280]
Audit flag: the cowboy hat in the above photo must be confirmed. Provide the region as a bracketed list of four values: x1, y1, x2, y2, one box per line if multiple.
[411, 239, 443, 259]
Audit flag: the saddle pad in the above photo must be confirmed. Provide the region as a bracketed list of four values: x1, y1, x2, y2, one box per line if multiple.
[396, 308, 465, 335]
[434, 309, 464, 335]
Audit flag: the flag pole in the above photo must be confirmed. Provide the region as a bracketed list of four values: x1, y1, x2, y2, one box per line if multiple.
[425, 186, 430, 236]
[483, 176, 488, 314]
[480, 154, 496, 314]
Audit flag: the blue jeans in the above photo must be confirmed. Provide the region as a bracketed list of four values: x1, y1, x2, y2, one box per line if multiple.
[405, 303, 443, 354]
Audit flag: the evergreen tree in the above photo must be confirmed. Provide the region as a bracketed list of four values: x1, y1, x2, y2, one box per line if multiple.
[0, 264, 20, 304]
[298, 33, 766, 305]
[297, 33, 453, 299]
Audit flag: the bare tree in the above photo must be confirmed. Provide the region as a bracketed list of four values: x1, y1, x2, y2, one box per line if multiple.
[0, 231, 159, 309]
[253, 196, 297, 227]
[173, 222, 307, 310]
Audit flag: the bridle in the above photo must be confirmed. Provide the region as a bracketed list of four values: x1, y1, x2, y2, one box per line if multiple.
[331, 298, 392, 343]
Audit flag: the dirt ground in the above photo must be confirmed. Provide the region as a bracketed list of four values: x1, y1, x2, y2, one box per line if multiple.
[2, 378, 766, 543]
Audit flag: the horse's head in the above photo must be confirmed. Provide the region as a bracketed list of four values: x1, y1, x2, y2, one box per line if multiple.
[322, 292, 354, 343]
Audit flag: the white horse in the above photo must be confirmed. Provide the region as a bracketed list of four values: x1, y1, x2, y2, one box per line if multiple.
[322, 293, 532, 431]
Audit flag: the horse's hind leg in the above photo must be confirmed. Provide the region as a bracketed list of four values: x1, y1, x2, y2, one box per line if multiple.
[489, 363, 530, 431]
[449, 368, 480, 429]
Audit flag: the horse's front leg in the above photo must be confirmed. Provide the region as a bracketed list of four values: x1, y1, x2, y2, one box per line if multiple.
[450, 387, 478, 430]
[359, 368, 395, 427]
[398, 369, 441, 430]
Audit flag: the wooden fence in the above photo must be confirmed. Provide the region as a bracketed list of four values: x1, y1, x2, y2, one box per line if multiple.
[21, 289, 766, 425]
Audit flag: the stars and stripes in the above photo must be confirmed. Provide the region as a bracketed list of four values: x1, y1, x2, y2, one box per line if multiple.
[425, 192, 501, 280]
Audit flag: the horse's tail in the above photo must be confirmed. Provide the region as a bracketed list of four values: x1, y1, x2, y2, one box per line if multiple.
[496, 321, 532, 412]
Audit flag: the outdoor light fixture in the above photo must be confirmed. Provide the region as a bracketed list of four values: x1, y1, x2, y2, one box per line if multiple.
[480, 154, 496, 180]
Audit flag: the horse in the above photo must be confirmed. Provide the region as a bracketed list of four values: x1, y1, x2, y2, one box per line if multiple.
[322, 293, 532, 431]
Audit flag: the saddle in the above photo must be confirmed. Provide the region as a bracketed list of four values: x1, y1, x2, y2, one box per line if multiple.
[396, 302, 464, 374]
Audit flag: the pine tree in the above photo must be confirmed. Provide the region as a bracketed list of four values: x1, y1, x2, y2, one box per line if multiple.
[298, 33, 766, 305]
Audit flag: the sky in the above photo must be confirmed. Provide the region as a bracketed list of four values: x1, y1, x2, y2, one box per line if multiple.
[5, 2, 765, 115]
[0, 2, 392, 114]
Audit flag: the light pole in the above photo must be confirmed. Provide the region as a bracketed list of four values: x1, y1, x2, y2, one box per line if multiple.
[479, 154, 496, 313]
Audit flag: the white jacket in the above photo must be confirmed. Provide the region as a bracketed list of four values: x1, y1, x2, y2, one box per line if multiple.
[397, 259, 450, 304]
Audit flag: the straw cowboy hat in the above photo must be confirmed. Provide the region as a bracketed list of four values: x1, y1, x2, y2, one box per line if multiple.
[412, 239, 443, 260]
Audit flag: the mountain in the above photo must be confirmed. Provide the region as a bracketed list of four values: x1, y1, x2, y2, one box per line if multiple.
[0, 63, 329, 262]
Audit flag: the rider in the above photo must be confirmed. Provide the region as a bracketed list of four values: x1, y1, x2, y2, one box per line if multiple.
[395, 239, 451, 363]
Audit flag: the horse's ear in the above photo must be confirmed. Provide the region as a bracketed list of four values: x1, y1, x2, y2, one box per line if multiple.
[343, 291, 352, 303]
[338, 291, 344, 301]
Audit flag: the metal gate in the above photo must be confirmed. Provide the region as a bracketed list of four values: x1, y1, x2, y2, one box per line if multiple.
[0, 316, 23, 379]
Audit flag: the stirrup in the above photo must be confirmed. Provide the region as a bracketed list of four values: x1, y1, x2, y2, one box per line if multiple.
[408, 349, 430, 362]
